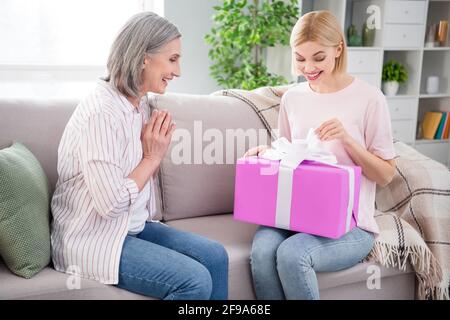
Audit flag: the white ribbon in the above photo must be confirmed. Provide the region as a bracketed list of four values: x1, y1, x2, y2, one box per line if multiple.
[260, 129, 356, 233]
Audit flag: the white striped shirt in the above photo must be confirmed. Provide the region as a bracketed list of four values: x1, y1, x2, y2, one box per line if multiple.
[51, 79, 157, 284]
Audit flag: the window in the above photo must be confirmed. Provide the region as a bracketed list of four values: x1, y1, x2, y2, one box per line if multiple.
[0, 0, 164, 97]
[0, 0, 164, 66]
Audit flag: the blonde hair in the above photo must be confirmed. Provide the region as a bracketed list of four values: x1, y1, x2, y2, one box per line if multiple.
[290, 10, 347, 75]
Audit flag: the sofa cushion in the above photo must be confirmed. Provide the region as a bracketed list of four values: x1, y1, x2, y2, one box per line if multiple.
[167, 214, 416, 300]
[0, 142, 51, 278]
[0, 260, 152, 300]
[0, 98, 76, 193]
[150, 93, 270, 221]
[0, 212, 416, 300]
[167, 214, 259, 299]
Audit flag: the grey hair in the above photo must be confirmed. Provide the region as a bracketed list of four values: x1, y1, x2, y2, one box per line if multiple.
[105, 12, 181, 98]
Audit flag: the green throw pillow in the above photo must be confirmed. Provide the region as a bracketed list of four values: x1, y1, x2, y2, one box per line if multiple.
[0, 142, 51, 278]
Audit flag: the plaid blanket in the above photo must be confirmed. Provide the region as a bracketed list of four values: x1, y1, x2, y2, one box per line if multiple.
[213, 85, 450, 300]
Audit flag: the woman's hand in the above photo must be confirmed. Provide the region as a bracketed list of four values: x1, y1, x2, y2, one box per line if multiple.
[141, 109, 176, 163]
[316, 118, 395, 187]
[315, 118, 353, 145]
[128, 109, 175, 191]
[244, 145, 270, 157]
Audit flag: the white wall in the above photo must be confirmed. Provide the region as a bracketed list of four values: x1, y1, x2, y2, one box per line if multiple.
[164, 0, 221, 95]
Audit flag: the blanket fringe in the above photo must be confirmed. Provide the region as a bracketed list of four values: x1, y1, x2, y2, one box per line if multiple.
[365, 242, 448, 300]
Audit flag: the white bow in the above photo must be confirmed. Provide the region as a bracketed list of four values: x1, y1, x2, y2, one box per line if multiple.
[259, 128, 355, 233]
[261, 128, 337, 169]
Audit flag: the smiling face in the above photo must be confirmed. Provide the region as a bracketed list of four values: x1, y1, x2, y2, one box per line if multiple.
[293, 41, 342, 84]
[142, 37, 181, 94]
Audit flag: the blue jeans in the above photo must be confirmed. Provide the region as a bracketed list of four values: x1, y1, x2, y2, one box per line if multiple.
[250, 226, 374, 300]
[116, 221, 228, 300]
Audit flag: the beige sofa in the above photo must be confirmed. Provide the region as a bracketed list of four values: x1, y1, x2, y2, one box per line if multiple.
[0, 93, 416, 300]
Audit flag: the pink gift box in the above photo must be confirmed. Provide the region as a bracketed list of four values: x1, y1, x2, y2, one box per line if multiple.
[233, 156, 361, 239]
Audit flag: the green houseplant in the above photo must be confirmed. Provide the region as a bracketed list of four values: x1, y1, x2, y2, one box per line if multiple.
[204, 0, 299, 90]
[382, 60, 408, 96]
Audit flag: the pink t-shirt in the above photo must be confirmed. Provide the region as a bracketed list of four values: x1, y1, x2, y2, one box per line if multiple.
[278, 77, 395, 235]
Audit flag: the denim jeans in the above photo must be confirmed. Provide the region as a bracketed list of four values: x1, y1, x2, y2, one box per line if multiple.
[116, 221, 229, 300]
[250, 226, 375, 300]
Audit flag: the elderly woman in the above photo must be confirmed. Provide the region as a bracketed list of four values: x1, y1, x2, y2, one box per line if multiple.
[50, 12, 228, 300]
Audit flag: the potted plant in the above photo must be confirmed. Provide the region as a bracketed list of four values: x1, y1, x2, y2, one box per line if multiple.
[204, 0, 299, 90]
[382, 60, 408, 96]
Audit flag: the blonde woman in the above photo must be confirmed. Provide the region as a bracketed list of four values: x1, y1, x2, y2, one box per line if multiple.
[51, 12, 228, 300]
[245, 11, 395, 299]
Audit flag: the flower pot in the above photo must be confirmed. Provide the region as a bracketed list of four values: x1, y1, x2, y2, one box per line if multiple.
[383, 81, 399, 96]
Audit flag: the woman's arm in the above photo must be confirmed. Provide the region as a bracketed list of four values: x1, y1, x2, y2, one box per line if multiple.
[79, 114, 141, 220]
[342, 138, 395, 187]
[316, 118, 395, 187]
[79, 110, 174, 220]
[127, 158, 161, 191]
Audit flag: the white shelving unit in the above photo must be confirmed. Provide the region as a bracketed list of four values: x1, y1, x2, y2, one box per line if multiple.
[300, 0, 450, 167]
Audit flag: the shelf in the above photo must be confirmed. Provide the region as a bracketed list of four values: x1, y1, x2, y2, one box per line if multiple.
[384, 47, 423, 51]
[347, 47, 382, 51]
[423, 47, 450, 51]
[386, 95, 418, 99]
[384, 50, 422, 96]
[420, 50, 450, 94]
[419, 93, 450, 98]
[426, 0, 450, 49]
[415, 139, 449, 145]
[350, 0, 384, 48]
